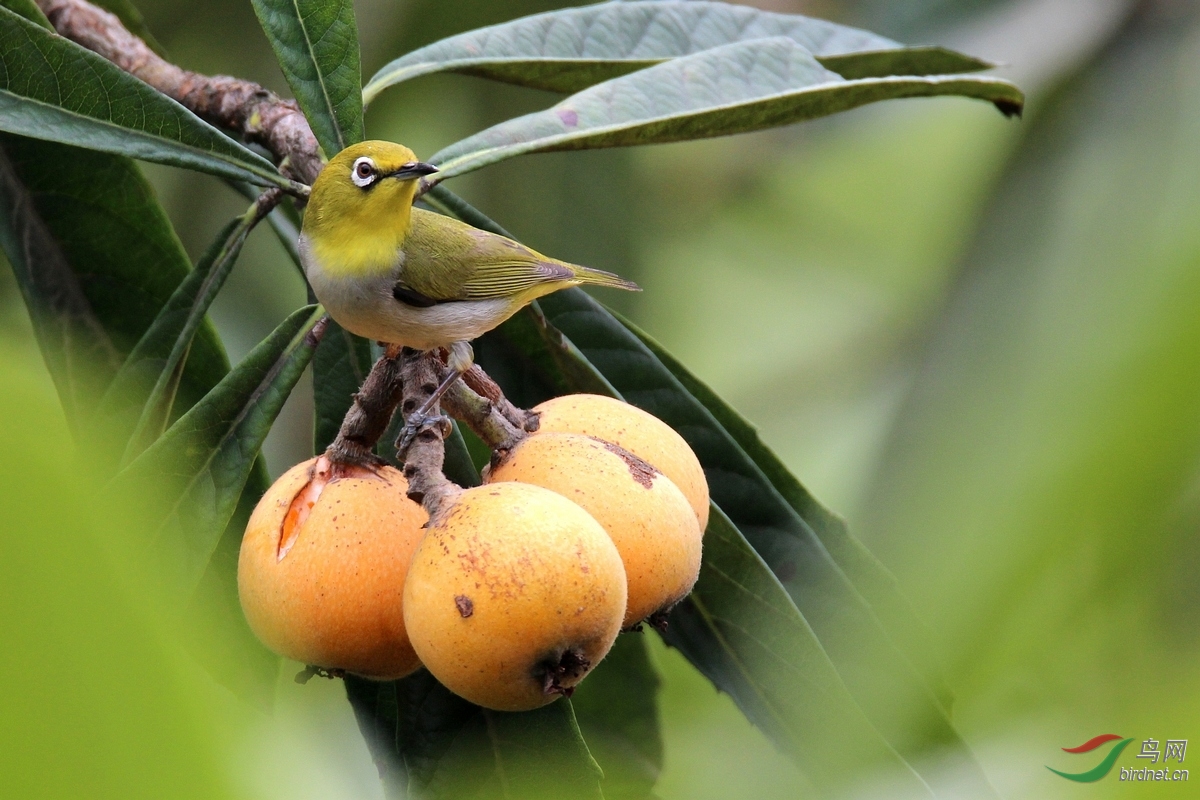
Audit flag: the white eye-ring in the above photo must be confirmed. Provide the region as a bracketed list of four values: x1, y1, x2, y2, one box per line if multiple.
[351, 156, 377, 188]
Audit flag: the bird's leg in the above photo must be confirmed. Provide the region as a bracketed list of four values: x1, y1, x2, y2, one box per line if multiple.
[395, 342, 473, 454]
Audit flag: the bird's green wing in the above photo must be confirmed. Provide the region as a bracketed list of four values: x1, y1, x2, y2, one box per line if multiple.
[402, 208, 575, 302]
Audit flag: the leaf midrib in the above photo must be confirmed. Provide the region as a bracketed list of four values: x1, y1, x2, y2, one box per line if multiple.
[432, 73, 1017, 175]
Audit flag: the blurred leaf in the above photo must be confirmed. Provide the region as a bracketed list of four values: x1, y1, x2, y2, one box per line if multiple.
[664, 510, 929, 795]
[429, 38, 1021, 180]
[856, 1, 1200, 725]
[624, 315, 954, 712]
[0, 122, 277, 701]
[0, 361, 248, 800]
[0, 6, 289, 188]
[364, 0, 989, 103]
[184, 457, 281, 706]
[0, 135, 230, 441]
[93, 0, 167, 56]
[101, 211, 259, 467]
[312, 318, 374, 453]
[345, 672, 604, 800]
[0, 0, 46, 27]
[570, 634, 664, 799]
[112, 306, 325, 599]
[252, 0, 364, 156]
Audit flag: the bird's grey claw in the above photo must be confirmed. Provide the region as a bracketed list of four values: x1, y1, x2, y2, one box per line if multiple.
[396, 412, 452, 455]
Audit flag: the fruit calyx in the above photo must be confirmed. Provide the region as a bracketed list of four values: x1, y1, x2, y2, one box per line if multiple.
[538, 649, 592, 698]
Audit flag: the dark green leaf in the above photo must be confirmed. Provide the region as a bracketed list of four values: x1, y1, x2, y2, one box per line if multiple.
[363, 0, 989, 102]
[665, 510, 929, 795]
[0, 7, 289, 188]
[345, 672, 604, 800]
[0, 0, 47, 28]
[570, 634, 663, 799]
[312, 318, 373, 453]
[252, 0, 364, 156]
[0, 128, 279, 701]
[621, 313, 954, 713]
[184, 457, 281, 707]
[0, 136, 230, 442]
[428, 38, 1021, 180]
[529, 288, 995, 794]
[112, 306, 325, 598]
[100, 212, 259, 467]
[228, 179, 305, 277]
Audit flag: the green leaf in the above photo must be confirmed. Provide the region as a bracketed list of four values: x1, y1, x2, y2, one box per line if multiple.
[345, 673, 604, 800]
[621, 314, 954, 713]
[570, 634, 663, 799]
[100, 211, 260, 468]
[0, 0, 47, 28]
[666, 510, 929, 795]
[428, 38, 1022, 181]
[0, 129, 279, 701]
[0, 136, 230, 441]
[112, 306, 325, 598]
[528, 289, 995, 794]
[184, 457, 281, 707]
[363, 0, 989, 103]
[0, 6, 290, 188]
[252, 0, 364, 156]
[312, 318, 374, 453]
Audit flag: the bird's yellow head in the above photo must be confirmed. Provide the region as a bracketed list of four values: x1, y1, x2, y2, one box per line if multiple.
[303, 141, 438, 276]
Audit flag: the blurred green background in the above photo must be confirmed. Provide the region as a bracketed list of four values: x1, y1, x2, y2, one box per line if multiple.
[3, 0, 1199, 797]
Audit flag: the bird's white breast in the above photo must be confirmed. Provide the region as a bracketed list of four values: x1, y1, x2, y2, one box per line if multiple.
[299, 233, 516, 350]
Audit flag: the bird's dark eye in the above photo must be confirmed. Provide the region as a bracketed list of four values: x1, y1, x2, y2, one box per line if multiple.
[350, 157, 377, 187]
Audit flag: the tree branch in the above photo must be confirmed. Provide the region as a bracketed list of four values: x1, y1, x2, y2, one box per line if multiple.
[35, 0, 324, 185]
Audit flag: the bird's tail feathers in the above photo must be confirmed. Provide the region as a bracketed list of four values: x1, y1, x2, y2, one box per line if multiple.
[569, 263, 640, 292]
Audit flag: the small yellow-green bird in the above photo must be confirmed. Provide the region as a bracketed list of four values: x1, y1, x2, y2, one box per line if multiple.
[300, 141, 639, 425]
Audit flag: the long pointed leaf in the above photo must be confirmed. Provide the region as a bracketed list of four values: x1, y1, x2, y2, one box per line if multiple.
[98, 212, 257, 467]
[0, 130, 279, 700]
[669, 510, 930, 796]
[621, 313, 955, 713]
[0, 7, 289, 187]
[364, 0, 989, 103]
[252, 0, 363, 156]
[527, 289, 996, 794]
[429, 38, 1021, 181]
[312, 318, 374, 453]
[112, 306, 325, 598]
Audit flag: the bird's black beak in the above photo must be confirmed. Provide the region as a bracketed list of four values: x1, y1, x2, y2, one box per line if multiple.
[389, 161, 439, 181]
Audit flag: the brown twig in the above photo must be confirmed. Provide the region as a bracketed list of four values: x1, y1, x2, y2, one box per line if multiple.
[462, 365, 540, 433]
[35, 0, 324, 185]
[441, 379, 527, 467]
[325, 347, 405, 469]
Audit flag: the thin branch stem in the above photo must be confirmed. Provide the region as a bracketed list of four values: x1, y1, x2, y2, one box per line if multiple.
[35, 0, 324, 185]
[325, 346, 405, 469]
